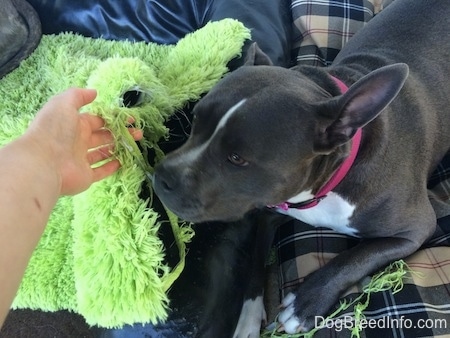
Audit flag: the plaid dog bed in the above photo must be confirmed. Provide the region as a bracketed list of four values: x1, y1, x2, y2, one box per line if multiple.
[276, 217, 450, 337]
[276, 1, 450, 336]
[290, 0, 393, 66]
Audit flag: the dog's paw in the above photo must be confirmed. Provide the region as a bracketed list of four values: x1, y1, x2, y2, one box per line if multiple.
[277, 293, 310, 334]
[233, 295, 267, 338]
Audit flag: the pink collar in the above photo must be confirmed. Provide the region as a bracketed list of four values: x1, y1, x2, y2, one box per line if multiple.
[273, 75, 362, 211]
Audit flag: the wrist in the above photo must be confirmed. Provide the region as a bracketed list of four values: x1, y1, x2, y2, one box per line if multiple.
[12, 131, 62, 209]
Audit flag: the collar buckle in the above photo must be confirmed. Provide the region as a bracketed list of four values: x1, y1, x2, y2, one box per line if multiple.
[286, 195, 327, 210]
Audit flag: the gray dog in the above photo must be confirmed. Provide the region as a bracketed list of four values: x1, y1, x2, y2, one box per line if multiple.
[154, 0, 450, 335]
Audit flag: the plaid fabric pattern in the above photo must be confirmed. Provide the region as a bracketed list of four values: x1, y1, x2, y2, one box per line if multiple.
[276, 1, 450, 336]
[276, 217, 450, 337]
[290, 0, 376, 66]
[429, 153, 450, 205]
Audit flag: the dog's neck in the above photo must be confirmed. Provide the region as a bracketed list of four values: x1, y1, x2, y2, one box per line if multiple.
[329, 74, 349, 94]
[276, 128, 362, 210]
[272, 75, 362, 211]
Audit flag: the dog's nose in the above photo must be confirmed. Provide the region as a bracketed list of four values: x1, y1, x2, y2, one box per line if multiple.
[153, 165, 178, 194]
[158, 176, 173, 192]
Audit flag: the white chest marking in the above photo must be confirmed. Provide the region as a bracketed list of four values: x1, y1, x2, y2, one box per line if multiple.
[277, 191, 358, 237]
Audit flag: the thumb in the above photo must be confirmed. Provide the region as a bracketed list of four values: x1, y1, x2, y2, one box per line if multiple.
[58, 88, 98, 110]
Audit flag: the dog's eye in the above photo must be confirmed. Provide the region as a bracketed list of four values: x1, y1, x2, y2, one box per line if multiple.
[228, 153, 249, 167]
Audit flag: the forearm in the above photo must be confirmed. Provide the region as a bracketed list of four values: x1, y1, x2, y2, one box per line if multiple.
[0, 133, 60, 325]
[0, 88, 141, 327]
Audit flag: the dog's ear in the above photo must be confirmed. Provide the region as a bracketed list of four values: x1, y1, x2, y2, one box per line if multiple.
[314, 63, 409, 153]
[244, 42, 273, 66]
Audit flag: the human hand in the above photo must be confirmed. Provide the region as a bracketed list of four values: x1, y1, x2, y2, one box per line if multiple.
[25, 88, 143, 196]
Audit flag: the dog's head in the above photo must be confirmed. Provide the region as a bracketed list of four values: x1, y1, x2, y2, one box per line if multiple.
[153, 44, 408, 222]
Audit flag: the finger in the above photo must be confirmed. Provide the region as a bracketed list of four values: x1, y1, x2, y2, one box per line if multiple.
[89, 129, 114, 149]
[128, 128, 144, 141]
[70, 88, 97, 110]
[87, 145, 114, 165]
[80, 113, 106, 131]
[56, 88, 97, 110]
[92, 158, 121, 182]
[127, 116, 136, 125]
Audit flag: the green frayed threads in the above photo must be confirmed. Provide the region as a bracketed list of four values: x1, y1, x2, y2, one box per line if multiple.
[261, 259, 414, 338]
[349, 259, 414, 337]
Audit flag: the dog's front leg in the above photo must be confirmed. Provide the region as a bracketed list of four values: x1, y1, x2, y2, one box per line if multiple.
[233, 211, 286, 338]
[278, 236, 426, 334]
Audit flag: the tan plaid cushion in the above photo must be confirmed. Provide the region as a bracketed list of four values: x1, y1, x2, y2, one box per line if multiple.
[276, 217, 450, 337]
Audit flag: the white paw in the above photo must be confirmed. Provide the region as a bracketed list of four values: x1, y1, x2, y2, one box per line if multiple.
[278, 292, 306, 334]
[233, 296, 267, 338]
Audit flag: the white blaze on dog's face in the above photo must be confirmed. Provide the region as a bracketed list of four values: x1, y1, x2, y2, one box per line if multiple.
[153, 60, 408, 223]
[153, 66, 334, 223]
[153, 37, 408, 223]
